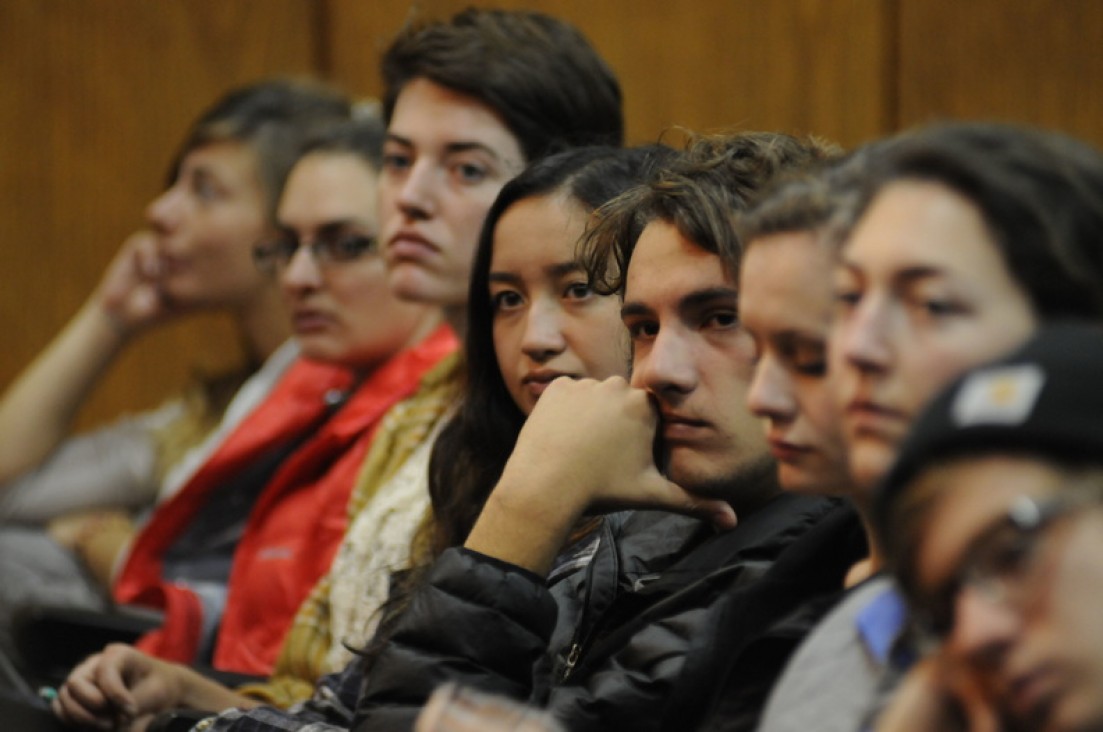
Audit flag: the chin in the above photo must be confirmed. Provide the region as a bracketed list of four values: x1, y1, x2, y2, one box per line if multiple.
[297, 341, 343, 364]
[669, 452, 776, 504]
[847, 445, 895, 492]
[386, 267, 457, 306]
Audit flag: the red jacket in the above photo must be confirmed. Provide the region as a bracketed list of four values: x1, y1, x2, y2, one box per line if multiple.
[112, 324, 457, 675]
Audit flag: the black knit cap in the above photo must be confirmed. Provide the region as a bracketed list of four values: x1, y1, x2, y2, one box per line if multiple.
[873, 320, 1103, 540]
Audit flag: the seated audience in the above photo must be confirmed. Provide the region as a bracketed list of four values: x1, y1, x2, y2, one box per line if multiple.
[357, 131, 860, 732]
[53, 143, 658, 730]
[0, 78, 350, 665]
[412, 121, 1103, 732]
[47, 6, 627, 728]
[874, 322, 1103, 732]
[231, 6, 624, 710]
[743, 121, 1103, 732]
[49, 114, 448, 728]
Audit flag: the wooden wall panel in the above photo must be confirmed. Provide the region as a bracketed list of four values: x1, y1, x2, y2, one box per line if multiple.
[5, 0, 1101, 430]
[898, 0, 1103, 148]
[324, 0, 893, 149]
[0, 1, 320, 428]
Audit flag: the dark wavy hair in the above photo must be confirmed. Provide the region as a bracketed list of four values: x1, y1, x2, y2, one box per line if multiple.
[381, 7, 624, 161]
[581, 131, 841, 294]
[424, 144, 675, 557]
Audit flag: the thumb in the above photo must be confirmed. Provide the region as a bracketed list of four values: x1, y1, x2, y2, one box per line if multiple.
[637, 470, 738, 530]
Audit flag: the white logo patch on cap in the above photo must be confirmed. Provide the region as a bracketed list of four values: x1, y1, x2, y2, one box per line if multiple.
[951, 364, 1046, 426]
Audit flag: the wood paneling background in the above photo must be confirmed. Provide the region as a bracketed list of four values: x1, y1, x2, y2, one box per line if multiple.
[2, 0, 1099, 428]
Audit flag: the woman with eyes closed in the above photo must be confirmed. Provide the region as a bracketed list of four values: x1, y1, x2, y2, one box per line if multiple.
[719, 169, 899, 732]
[49, 117, 451, 731]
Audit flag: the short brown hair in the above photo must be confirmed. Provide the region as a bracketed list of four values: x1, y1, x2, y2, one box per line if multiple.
[381, 7, 623, 162]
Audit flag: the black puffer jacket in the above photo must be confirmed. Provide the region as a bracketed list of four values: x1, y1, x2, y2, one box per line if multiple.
[354, 493, 862, 732]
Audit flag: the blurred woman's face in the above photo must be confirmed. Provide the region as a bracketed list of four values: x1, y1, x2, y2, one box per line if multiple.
[490, 193, 628, 416]
[275, 151, 433, 366]
[741, 231, 851, 496]
[829, 180, 1037, 489]
[145, 140, 271, 309]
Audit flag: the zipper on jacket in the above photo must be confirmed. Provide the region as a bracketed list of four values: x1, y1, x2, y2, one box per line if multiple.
[562, 642, 582, 679]
[557, 518, 619, 682]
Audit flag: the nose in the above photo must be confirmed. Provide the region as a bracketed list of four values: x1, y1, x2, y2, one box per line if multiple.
[747, 355, 797, 424]
[146, 182, 184, 234]
[394, 160, 438, 220]
[838, 297, 893, 374]
[280, 243, 324, 293]
[631, 327, 696, 399]
[521, 297, 567, 363]
[949, 585, 1019, 670]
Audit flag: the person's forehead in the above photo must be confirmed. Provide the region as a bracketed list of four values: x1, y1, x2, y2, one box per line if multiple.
[914, 456, 1065, 585]
[624, 220, 731, 297]
[388, 78, 520, 154]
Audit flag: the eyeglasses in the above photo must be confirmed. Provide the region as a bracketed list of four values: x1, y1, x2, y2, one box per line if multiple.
[252, 230, 377, 276]
[915, 492, 1093, 644]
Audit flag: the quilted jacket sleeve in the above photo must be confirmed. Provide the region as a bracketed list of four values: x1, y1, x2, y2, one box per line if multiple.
[353, 548, 559, 732]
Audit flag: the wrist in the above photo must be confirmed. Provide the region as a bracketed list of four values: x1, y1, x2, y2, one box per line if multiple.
[465, 470, 585, 577]
[81, 298, 132, 345]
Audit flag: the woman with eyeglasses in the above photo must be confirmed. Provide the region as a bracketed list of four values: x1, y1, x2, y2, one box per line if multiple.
[873, 322, 1103, 732]
[47, 116, 450, 726]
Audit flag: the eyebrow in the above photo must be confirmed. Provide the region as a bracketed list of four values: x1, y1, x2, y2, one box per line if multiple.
[488, 261, 584, 287]
[274, 219, 374, 238]
[839, 259, 948, 287]
[385, 134, 506, 163]
[620, 301, 654, 320]
[620, 287, 738, 321]
[679, 287, 739, 310]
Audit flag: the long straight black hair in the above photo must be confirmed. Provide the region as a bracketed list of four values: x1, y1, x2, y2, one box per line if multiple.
[424, 143, 675, 557]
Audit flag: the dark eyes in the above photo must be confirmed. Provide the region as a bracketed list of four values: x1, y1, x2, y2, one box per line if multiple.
[252, 233, 376, 274]
[625, 321, 659, 341]
[564, 282, 593, 300]
[455, 163, 488, 184]
[705, 310, 738, 328]
[491, 291, 523, 312]
[381, 152, 411, 173]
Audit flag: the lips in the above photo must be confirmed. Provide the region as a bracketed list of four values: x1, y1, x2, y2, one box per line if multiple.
[386, 230, 438, 262]
[291, 308, 332, 333]
[660, 412, 710, 442]
[521, 371, 574, 399]
[767, 437, 811, 462]
[843, 398, 908, 438]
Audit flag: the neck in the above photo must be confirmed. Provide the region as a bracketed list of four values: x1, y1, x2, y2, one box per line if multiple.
[443, 304, 467, 341]
[402, 309, 447, 351]
[843, 494, 885, 589]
